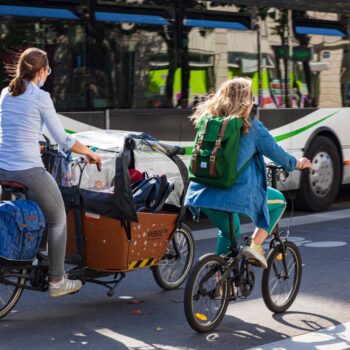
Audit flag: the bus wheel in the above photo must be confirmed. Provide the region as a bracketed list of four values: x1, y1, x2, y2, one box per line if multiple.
[296, 136, 341, 212]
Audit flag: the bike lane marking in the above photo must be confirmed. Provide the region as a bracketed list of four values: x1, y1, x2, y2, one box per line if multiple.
[247, 321, 350, 350]
[95, 328, 197, 350]
[192, 208, 350, 241]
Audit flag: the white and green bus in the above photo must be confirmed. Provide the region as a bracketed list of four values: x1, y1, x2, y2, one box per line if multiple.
[1, 0, 350, 211]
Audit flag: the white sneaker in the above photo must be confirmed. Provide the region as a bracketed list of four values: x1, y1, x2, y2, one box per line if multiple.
[49, 275, 82, 297]
[242, 242, 268, 269]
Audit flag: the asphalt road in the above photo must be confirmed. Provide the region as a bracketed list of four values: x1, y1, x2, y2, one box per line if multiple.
[1, 188, 350, 350]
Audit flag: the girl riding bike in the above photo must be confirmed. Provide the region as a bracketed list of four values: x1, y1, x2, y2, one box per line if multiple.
[0, 48, 102, 297]
[185, 77, 312, 268]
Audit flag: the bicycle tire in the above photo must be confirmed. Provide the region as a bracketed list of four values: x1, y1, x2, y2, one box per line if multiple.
[152, 224, 194, 290]
[0, 267, 26, 320]
[184, 254, 229, 333]
[262, 241, 302, 313]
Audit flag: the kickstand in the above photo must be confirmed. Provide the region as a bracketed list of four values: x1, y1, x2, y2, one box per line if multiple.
[88, 272, 126, 297]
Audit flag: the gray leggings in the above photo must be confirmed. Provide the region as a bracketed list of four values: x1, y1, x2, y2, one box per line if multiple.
[0, 167, 66, 280]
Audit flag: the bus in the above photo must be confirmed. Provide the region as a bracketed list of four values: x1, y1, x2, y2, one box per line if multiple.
[1, 0, 350, 211]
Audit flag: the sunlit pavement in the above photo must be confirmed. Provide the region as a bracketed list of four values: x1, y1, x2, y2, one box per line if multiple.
[1, 189, 350, 350]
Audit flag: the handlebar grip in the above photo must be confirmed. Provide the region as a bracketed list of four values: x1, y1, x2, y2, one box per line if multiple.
[175, 146, 185, 156]
[301, 168, 311, 174]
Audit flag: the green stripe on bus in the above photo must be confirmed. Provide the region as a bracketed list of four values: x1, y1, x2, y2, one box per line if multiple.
[274, 111, 338, 142]
[64, 111, 337, 150]
[184, 146, 193, 155]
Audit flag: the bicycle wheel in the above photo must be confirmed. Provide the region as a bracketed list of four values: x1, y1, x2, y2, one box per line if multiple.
[152, 224, 194, 290]
[0, 266, 26, 320]
[262, 241, 302, 313]
[184, 254, 229, 333]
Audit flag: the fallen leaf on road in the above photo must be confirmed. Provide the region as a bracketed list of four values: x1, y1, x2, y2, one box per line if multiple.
[127, 299, 144, 305]
[131, 309, 145, 315]
[155, 327, 164, 332]
[171, 299, 183, 303]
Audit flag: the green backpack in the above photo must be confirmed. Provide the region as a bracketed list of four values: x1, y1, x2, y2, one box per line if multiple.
[189, 114, 250, 188]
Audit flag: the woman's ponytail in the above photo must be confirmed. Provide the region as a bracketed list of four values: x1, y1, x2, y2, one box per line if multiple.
[8, 76, 26, 97]
[5, 48, 48, 97]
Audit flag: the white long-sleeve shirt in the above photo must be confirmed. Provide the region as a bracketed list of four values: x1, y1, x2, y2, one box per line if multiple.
[0, 81, 75, 170]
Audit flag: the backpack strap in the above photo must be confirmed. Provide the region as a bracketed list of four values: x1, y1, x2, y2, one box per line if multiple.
[191, 115, 212, 175]
[209, 117, 231, 177]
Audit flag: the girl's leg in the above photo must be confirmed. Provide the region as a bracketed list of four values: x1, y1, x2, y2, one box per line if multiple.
[252, 187, 287, 242]
[201, 208, 240, 255]
[243, 187, 286, 268]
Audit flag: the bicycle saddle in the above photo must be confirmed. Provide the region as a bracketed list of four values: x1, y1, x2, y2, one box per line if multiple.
[0, 181, 28, 192]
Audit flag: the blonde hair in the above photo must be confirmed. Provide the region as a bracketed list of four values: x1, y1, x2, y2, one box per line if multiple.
[190, 77, 253, 133]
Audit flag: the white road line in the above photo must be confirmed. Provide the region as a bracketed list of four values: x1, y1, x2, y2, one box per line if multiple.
[95, 328, 196, 350]
[95, 328, 155, 349]
[247, 321, 350, 350]
[192, 209, 350, 241]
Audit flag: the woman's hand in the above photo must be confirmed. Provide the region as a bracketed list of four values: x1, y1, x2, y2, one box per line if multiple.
[86, 152, 102, 171]
[296, 157, 312, 170]
[71, 140, 102, 171]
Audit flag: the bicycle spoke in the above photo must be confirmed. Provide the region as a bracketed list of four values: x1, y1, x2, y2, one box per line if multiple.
[192, 261, 225, 324]
[267, 247, 299, 307]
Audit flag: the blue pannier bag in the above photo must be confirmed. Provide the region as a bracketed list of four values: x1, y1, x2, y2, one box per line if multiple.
[0, 200, 45, 261]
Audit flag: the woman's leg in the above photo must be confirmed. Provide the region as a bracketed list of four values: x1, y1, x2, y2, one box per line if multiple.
[0, 167, 81, 291]
[201, 208, 240, 255]
[252, 187, 287, 243]
[243, 187, 286, 268]
[24, 168, 68, 282]
[0, 167, 67, 281]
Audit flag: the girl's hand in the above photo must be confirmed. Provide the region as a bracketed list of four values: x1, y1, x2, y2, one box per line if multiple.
[296, 157, 312, 170]
[87, 152, 102, 171]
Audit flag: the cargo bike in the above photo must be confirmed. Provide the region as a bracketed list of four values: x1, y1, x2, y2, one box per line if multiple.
[0, 131, 194, 320]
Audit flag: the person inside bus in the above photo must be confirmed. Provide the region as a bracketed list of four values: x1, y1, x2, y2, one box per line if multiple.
[185, 77, 312, 268]
[0, 48, 102, 296]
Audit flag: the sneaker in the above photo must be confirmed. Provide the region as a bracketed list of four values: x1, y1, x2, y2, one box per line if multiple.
[242, 242, 268, 269]
[49, 274, 82, 297]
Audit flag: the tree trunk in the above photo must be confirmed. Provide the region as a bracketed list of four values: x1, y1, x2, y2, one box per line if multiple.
[181, 35, 190, 106]
[165, 45, 177, 107]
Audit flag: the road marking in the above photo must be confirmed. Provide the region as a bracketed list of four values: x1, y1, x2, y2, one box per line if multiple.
[95, 328, 155, 349]
[304, 241, 347, 248]
[247, 321, 350, 350]
[95, 328, 196, 350]
[192, 208, 350, 241]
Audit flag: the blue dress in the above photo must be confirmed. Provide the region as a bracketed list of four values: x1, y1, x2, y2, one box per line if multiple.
[184, 120, 297, 229]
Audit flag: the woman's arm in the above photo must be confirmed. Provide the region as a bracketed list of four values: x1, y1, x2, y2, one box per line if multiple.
[39, 91, 102, 170]
[253, 120, 311, 171]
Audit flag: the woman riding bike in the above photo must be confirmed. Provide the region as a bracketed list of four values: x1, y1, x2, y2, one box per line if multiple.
[0, 48, 102, 297]
[185, 77, 312, 268]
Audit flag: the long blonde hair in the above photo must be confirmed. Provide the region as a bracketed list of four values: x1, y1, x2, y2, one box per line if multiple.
[190, 77, 253, 133]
